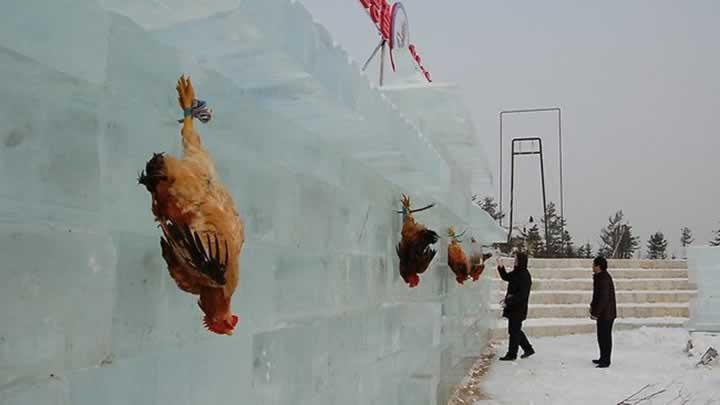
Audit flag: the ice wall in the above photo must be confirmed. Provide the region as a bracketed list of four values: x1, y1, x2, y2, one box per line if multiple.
[382, 84, 504, 245]
[687, 247, 720, 332]
[0, 1, 503, 404]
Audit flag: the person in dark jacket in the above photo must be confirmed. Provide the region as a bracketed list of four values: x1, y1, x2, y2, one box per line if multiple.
[498, 251, 534, 360]
[590, 256, 617, 368]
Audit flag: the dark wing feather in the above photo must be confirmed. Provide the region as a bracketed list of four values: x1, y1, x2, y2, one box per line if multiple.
[159, 219, 228, 287]
[396, 229, 438, 277]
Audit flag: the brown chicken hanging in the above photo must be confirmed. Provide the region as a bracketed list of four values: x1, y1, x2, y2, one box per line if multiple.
[138, 75, 245, 335]
[468, 237, 493, 282]
[396, 194, 439, 287]
[447, 227, 471, 285]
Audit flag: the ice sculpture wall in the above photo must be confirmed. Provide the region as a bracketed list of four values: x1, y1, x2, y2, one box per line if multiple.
[0, 1, 504, 404]
[687, 247, 720, 332]
[381, 84, 505, 245]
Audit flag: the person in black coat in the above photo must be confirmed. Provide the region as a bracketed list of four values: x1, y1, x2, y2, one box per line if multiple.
[498, 251, 534, 360]
[590, 256, 617, 368]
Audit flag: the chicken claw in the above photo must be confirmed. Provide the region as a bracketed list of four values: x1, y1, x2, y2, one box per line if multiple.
[176, 74, 196, 111]
[397, 194, 435, 214]
[401, 194, 411, 210]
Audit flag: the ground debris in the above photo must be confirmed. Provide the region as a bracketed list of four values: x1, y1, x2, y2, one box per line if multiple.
[696, 347, 718, 367]
[480, 328, 720, 404]
[448, 345, 496, 405]
[616, 380, 703, 405]
[616, 383, 666, 404]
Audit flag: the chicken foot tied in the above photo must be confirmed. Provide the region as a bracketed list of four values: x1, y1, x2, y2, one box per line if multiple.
[396, 194, 439, 287]
[138, 75, 244, 335]
[397, 194, 435, 215]
[177, 75, 195, 114]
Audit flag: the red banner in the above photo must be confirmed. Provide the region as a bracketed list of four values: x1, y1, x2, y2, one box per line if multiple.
[409, 44, 431, 83]
[358, 0, 432, 82]
[359, 0, 392, 39]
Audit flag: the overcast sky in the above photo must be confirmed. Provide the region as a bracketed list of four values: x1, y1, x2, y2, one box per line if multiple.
[299, 0, 719, 256]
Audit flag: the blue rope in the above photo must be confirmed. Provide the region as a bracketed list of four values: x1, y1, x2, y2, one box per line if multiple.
[178, 99, 213, 124]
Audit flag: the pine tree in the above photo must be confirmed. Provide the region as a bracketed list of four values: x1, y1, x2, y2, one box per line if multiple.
[473, 195, 505, 222]
[504, 229, 532, 254]
[577, 242, 594, 259]
[680, 227, 694, 248]
[525, 224, 544, 257]
[504, 236, 524, 254]
[646, 232, 668, 259]
[598, 210, 640, 259]
[541, 202, 575, 258]
[506, 234, 526, 253]
[710, 225, 720, 247]
[504, 223, 528, 254]
[562, 231, 576, 258]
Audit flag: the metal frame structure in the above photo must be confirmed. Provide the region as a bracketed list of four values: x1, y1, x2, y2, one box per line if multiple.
[507, 137, 550, 249]
[499, 107, 564, 248]
[361, 38, 388, 86]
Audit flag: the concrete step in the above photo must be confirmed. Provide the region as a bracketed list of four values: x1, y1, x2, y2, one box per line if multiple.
[497, 258, 687, 269]
[492, 278, 692, 291]
[491, 317, 687, 339]
[487, 259, 692, 337]
[491, 303, 689, 319]
[525, 268, 688, 280]
[497, 290, 696, 305]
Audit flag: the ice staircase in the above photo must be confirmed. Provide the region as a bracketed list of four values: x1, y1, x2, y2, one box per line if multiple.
[491, 259, 695, 339]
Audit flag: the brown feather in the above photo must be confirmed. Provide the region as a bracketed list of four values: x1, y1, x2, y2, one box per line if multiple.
[448, 239, 470, 285]
[140, 76, 244, 335]
[396, 194, 438, 287]
[468, 240, 492, 282]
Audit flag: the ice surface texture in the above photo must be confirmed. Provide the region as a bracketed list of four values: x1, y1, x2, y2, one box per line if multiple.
[687, 247, 720, 332]
[0, 0, 503, 404]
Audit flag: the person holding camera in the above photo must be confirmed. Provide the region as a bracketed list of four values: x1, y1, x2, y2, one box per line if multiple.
[498, 251, 535, 361]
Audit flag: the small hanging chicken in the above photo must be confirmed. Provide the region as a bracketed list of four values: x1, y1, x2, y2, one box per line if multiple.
[396, 194, 439, 287]
[138, 75, 244, 335]
[468, 237, 493, 282]
[447, 227, 471, 285]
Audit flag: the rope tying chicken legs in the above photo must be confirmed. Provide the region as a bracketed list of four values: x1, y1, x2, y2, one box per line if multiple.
[178, 98, 213, 124]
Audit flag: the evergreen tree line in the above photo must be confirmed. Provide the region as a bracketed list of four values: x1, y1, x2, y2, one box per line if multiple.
[473, 195, 720, 259]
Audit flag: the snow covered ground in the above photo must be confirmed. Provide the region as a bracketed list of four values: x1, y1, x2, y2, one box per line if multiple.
[477, 328, 720, 405]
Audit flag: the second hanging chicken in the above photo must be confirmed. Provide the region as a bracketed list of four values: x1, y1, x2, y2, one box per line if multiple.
[396, 194, 439, 287]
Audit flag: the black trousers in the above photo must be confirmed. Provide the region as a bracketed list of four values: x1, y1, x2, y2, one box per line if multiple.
[507, 318, 533, 356]
[596, 319, 615, 364]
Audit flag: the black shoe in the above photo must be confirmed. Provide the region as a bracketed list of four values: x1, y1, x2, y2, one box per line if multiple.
[592, 359, 600, 364]
[521, 349, 535, 359]
[499, 354, 517, 361]
[596, 363, 610, 368]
